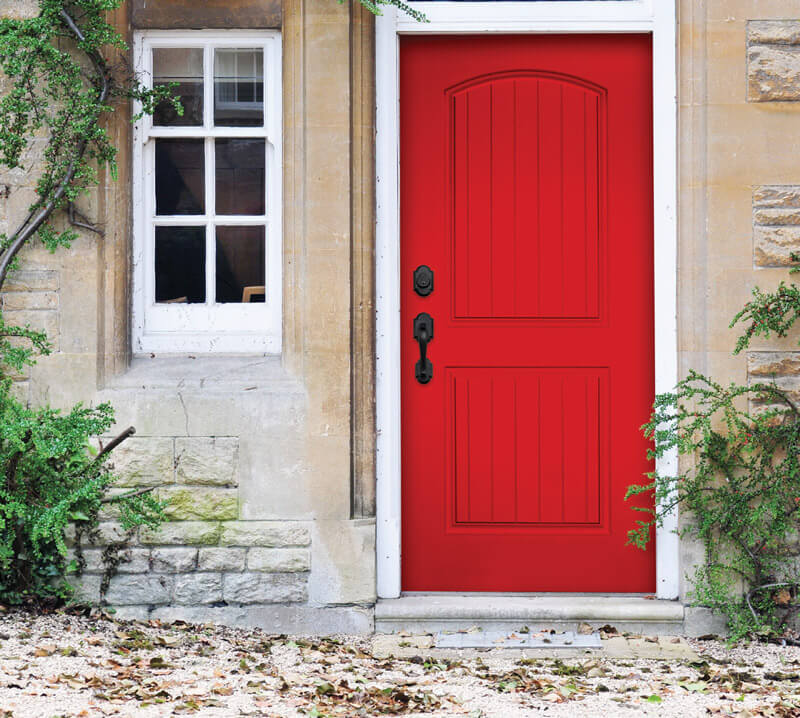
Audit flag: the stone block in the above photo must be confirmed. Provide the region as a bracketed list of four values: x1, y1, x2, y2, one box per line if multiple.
[68, 575, 102, 603]
[753, 186, 800, 267]
[108, 437, 174, 487]
[3, 310, 58, 347]
[70, 548, 150, 574]
[175, 437, 239, 487]
[223, 573, 308, 604]
[84, 522, 133, 547]
[105, 574, 173, 606]
[748, 351, 800, 378]
[748, 22, 800, 102]
[140, 521, 222, 546]
[683, 606, 729, 637]
[198, 548, 246, 572]
[112, 606, 151, 622]
[150, 605, 374, 634]
[132, 0, 281, 30]
[2, 270, 58, 293]
[160, 487, 238, 521]
[151, 547, 197, 573]
[247, 548, 310, 573]
[173, 573, 223, 605]
[2, 291, 58, 311]
[220, 521, 311, 548]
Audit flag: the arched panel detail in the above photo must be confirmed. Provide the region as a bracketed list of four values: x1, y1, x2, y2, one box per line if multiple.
[448, 71, 607, 321]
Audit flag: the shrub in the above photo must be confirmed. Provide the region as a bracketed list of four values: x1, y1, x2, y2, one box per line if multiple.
[628, 370, 800, 641]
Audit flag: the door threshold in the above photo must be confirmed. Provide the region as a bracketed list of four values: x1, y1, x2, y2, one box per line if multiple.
[375, 594, 685, 636]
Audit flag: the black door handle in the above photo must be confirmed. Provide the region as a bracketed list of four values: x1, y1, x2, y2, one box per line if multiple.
[414, 312, 433, 384]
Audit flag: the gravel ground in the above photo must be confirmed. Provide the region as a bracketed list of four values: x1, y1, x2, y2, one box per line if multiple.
[0, 610, 797, 717]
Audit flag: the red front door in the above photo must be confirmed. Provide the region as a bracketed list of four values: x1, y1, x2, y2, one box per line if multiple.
[400, 35, 655, 593]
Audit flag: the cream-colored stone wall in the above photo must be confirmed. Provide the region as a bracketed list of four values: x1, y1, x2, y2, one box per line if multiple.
[10, 0, 799, 624]
[0, 0, 375, 633]
[678, 1, 800, 601]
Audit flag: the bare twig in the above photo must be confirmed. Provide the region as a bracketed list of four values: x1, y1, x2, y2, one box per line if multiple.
[100, 486, 154, 504]
[68, 202, 104, 236]
[0, 8, 111, 289]
[97, 426, 135, 461]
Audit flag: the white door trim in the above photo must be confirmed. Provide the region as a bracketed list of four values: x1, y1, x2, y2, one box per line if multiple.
[375, 1, 679, 600]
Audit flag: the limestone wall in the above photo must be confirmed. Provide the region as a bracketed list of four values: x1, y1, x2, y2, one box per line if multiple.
[0, 0, 376, 633]
[678, 2, 800, 601]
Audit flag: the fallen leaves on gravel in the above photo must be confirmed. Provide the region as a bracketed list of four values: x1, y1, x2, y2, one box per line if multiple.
[1, 613, 800, 716]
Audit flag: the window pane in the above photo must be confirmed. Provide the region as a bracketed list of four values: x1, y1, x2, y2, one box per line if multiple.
[214, 49, 264, 127]
[155, 139, 205, 215]
[215, 139, 266, 215]
[153, 48, 203, 126]
[215, 226, 265, 303]
[155, 226, 206, 303]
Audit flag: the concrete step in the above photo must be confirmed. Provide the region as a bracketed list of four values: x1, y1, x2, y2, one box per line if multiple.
[375, 595, 685, 636]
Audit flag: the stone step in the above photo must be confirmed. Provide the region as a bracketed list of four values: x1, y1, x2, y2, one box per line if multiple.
[375, 595, 686, 636]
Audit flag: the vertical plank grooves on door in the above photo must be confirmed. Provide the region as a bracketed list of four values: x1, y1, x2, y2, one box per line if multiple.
[451, 368, 605, 526]
[584, 94, 590, 316]
[489, 85, 494, 317]
[451, 76, 602, 320]
[536, 80, 542, 317]
[453, 94, 469, 318]
[490, 80, 516, 318]
[585, 92, 600, 318]
[512, 81, 518, 316]
[466, 93, 471, 317]
[467, 378, 472, 521]
[560, 376, 566, 521]
[560, 85, 566, 315]
[513, 376, 518, 522]
[587, 374, 601, 523]
[536, 375, 542, 522]
[585, 376, 590, 521]
[490, 377, 495, 520]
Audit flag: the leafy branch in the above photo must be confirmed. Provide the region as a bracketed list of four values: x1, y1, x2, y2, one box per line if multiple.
[0, 0, 169, 605]
[628, 370, 800, 640]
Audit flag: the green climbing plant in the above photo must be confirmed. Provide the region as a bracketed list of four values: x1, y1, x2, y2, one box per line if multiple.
[0, 0, 170, 605]
[628, 245, 800, 641]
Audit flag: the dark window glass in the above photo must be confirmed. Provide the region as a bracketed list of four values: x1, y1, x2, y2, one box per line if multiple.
[214, 49, 264, 127]
[153, 48, 203, 126]
[215, 226, 265, 303]
[155, 139, 205, 215]
[215, 139, 266, 215]
[155, 226, 206, 303]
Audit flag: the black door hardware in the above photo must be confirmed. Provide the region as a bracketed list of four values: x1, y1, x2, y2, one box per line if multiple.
[413, 312, 434, 384]
[413, 265, 434, 297]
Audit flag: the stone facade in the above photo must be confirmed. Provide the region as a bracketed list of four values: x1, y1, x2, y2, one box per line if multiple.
[0, 0, 376, 635]
[6, 0, 800, 635]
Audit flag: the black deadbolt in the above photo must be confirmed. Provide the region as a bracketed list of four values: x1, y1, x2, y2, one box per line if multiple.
[413, 265, 434, 297]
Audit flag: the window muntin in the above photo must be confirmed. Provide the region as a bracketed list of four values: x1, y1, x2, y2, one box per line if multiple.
[133, 32, 281, 354]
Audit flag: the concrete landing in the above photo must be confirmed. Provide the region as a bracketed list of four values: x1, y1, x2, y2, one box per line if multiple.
[375, 595, 685, 636]
[435, 629, 602, 650]
[372, 632, 699, 661]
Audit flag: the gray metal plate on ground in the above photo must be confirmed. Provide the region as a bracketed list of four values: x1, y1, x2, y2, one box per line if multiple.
[433, 630, 602, 650]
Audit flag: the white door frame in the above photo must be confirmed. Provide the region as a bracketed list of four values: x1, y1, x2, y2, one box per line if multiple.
[375, 0, 679, 600]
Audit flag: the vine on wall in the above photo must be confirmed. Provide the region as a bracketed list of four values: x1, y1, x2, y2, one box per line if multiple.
[629, 268, 800, 641]
[0, 0, 172, 605]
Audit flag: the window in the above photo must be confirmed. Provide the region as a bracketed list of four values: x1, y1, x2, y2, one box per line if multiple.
[133, 32, 281, 354]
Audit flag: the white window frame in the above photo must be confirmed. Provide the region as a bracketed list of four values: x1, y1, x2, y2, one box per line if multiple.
[375, 1, 679, 599]
[132, 30, 282, 354]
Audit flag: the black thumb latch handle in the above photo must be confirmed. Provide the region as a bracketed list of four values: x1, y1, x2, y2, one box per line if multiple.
[414, 312, 434, 384]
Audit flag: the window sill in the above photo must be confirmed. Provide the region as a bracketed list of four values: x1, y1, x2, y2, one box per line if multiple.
[107, 354, 303, 393]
